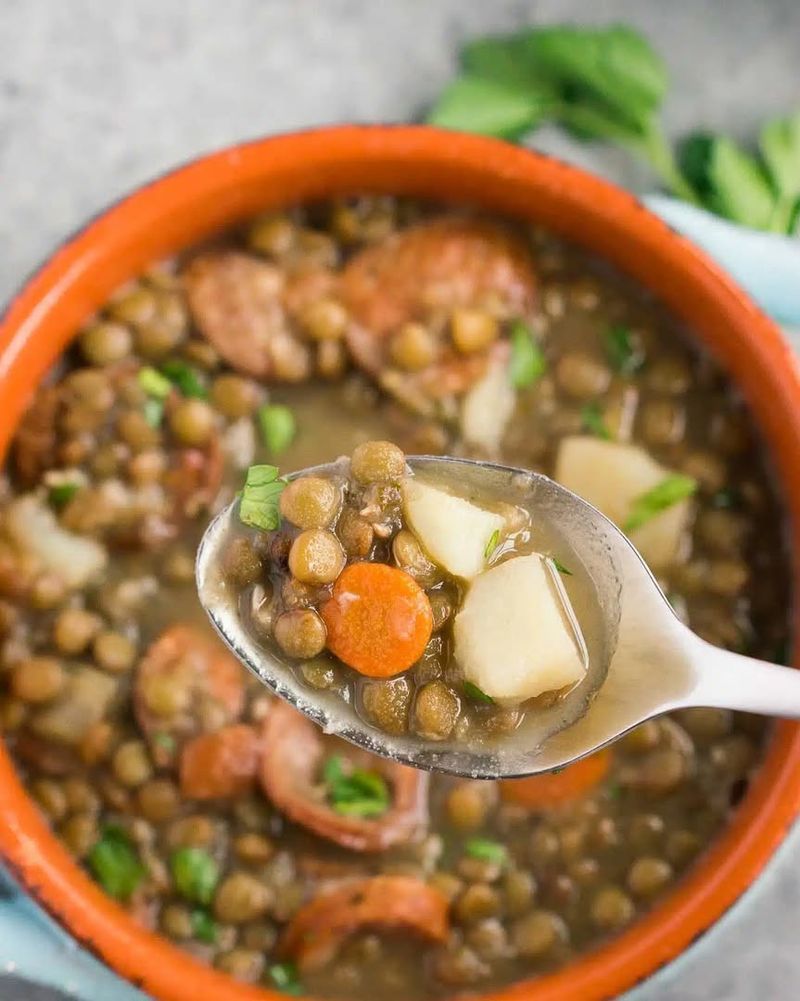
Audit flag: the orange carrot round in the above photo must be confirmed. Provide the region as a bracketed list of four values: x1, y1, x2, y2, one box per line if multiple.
[320, 563, 433, 677]
[179, 723, 260, 800]
[500, 749, 612, 809]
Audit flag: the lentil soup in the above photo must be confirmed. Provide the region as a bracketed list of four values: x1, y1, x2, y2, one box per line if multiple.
[0, 197, 788, 999]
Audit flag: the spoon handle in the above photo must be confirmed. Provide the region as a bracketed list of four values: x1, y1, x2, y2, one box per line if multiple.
[686, 635, 800, 717]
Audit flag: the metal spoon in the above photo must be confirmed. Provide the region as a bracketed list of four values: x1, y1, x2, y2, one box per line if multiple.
[196, 455, 797, 779]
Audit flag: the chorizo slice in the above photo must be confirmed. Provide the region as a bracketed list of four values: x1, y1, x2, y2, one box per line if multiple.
[259, 701, 428, 852]
[183, 251, 311, 380]
[179, 723, 261, 799]
[13, 385, 62, 487]
[133, 624, 246, 765]
[278, 875, 450, 972]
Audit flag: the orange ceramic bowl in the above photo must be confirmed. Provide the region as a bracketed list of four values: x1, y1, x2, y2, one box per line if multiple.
[1, 126, 799, 1001]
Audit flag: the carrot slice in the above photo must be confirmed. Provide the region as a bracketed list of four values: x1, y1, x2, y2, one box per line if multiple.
[320, 563, 433, 677]
[179, 723, 260, 799]
[500, 749, 612, 809]
[278, 875, 450, 972]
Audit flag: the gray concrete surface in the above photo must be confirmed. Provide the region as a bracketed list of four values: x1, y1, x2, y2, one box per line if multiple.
[0, 1, 798, 999]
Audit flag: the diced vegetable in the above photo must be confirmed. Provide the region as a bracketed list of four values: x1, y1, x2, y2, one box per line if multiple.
[402, 478, 505, 580]
[555, 436, 693, 569]
[461, 350, 516, 453]
[238, 464, 286, 531]
[170, 847, 219, 905]
[323, 755, 391, 817]
[508, 321, 546, 388]
[161, 360, 207, 398]
[453, 554, 586, 705]
[258, 404, 296, 456]
[88, 826, 144, 900]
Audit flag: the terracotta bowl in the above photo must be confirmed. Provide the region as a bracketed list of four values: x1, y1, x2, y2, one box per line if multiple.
[1, 126, 799, 1001]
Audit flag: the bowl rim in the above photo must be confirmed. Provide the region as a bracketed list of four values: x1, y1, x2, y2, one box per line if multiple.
[1, 124, 799, 1001]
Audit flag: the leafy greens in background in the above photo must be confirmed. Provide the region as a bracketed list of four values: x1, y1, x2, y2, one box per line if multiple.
[427, 24, 800, 236]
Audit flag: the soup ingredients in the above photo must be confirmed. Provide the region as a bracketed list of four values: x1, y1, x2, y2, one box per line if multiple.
[555, 437, 694, 569]
[402, 478, 505, 580]
[238, 464, 286, 531]
[88, 826, 145, 900]
[427, 24, 800, 236]
[454, 554, 586, 705]
[179, 724, 260, 799]
[321, 563, 434, 677]
[500, 748, 612, 807]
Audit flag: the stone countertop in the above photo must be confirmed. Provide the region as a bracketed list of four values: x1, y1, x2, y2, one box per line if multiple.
[0, 1, 799, 998]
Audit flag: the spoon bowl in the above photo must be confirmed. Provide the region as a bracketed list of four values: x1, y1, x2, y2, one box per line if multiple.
[197, 455, 800, 778]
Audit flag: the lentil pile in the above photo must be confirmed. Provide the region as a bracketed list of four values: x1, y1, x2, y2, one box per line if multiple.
[0, 196, 788, 998]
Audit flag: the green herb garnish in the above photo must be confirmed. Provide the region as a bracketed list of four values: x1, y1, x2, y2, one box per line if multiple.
[711, 488, 738, 509]
[465, 838, 508, 865]
[623, 474, 697, 532]
[138, 366, 172, 399]
[508, 321, 546, 388]
[323, 755, 390, 818]
[48, 482, 80, 510]
[142, 398, 165, 428]
[160, 360, 207, 399]
[581, 402, 611, 440]
[426, 25, 800, 235]
[88, 826, 144, 901]
[463, 681, 495, 704]
[269, 962, 303, 996]
[484, 528, 501, 560]
[190, 908, 217, 943]
[551, 557, 573, 576]
[239, 464, 286, 531]
[604, 325, 643, 375]
[258, 404, 296, 456]
[152, 731, 176, 754]
[169, 847, 219, 905]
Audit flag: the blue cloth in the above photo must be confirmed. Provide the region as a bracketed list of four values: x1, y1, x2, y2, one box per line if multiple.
[0, 196, 797, 1000]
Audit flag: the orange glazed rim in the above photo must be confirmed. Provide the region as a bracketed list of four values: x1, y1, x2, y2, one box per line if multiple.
[1, 125, 799, 1001]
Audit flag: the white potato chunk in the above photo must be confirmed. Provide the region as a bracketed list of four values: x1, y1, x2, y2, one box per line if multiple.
[402, 478, 505, 580]
[460, 353, 516, 454]
[554, 436, 690, 570]
[454, 554, 586, 706]
[5, 494, 107, 589]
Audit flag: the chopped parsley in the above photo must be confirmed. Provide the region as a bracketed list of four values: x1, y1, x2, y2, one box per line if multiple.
[239, 464, 286, 532]
[48, 482, 80, 510]
[465, 838, 508, 865]
[258, 404, 296, 456]
[160, 360, 207, 398]
[190, 908, 217, 943]
[623, 474, 697, 532]
[550, 557, 573, 576]
[88, 826, 144, 901]
[269, 962, 303, 996]
[323, 755, 390, 818]
[604, 325, 644, 375]
[463, 681, 495, 704]
[169, 847, 219, 905]
[508, 320, 546, 388]
[484, 528, 501, 560]
[142, 397, 165, 428]
[581, 402, 611, 440]
[138, 366, 172, 399]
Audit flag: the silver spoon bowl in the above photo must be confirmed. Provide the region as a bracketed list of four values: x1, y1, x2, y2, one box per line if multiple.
[197, 455, 798, 779]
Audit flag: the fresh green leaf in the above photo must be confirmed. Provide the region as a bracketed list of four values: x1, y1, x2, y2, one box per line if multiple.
[170, 847, 219, 905]
[551, 557, 573, 576]
[190, 909, 217, 943]
[463, 681, 495, 704]
[581, 402, 611, 440]
[239, 464, 286, 532]
[258, 404, 296, 456]
[604, 325, 643, 375]
[461, 33, 556, 92]
[160, 360, 207, 398]
[760, 112, 800, 199]
[138, 366, 172, 399]
[143, 398, 165, 428]
[323, 755, 391, 818]
[680, 133, 777, 228]
[465, 838, 508, 865]
[427, 76, 545, 140]
[48, 482, 80, 510]
[623, 474, 697, 532]
[484, 528, 501, 560]
[508, 321, 546, 388]
[88, 826, 144, 901]
[270, 962, 303, 996]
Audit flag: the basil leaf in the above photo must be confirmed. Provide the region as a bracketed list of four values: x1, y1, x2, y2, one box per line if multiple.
[427, 76, 545, 140]
[484, 528, 501, 560]
[323, 755, 390, 818]
[508, 321, 545, 388]
[581, 402, 611, 440]
[160, 360, 207, 399]
[170, 847, 219, 905]
[143, 398, 165, 428]
[190, 908, 217, 943]
[465, 838, 508, 865]
[680, 133, 777, 228]
[258, 404, 296, 456]
[48, 482, 80, 510]
[463, 681, 494, 704]
[239, 464, 286, 532]
[604, 325, 643, 375]
[138, 366, 172, 399]
[623, 474, 697, 532]
[270, 962, 303, 996]
[551, 558, 573, 576]
[88, 826, 144, 901]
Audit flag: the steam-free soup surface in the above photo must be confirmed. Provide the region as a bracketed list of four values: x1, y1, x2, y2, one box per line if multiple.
[0, 196, 787, 998]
